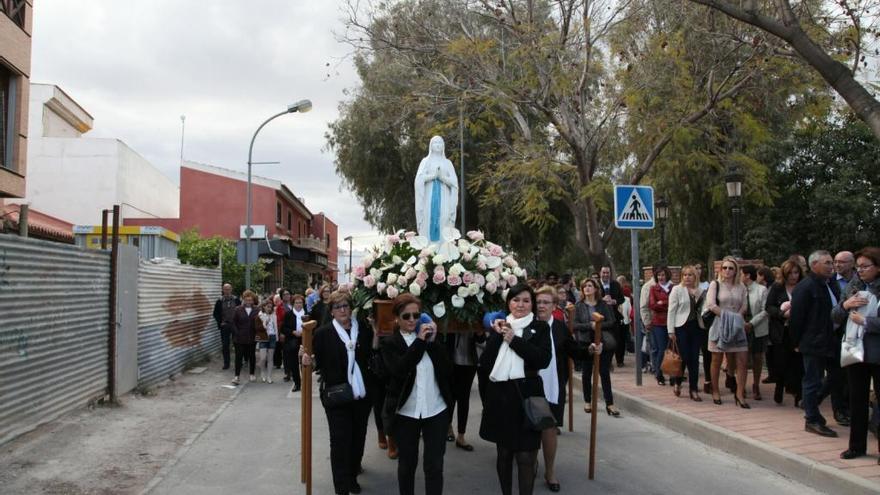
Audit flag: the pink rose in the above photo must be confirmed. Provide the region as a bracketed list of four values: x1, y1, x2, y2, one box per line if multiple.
[417, 279, 427, 289]
[377, 282, 387, 294]
[432, 272, 446, 284]
[386, 285, 399, 299]
[489, 244, 504, 257]
[420, 248, 434, 258]
[405, 267, 417, 280]
[462, 253, 473, 262]
[462, 272, 475, 284]
[353, 265, 366, 278]
[467, 230, 485, 241]
[405, 231, 416, 240]
[474, 273, 486, 287]
[506, 275, 518, 286]
[485, 282, 497, 294]
[434, 265, 445, 274]
[477, 261, 487, 271]
[447, 274, 463, 286]
[387, 234, 400, 244]
[417, 271, 429, 282]
[364, 275, 377, 288]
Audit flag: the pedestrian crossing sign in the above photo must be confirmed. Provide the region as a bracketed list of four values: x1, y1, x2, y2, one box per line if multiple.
[614, 185, 655, 229]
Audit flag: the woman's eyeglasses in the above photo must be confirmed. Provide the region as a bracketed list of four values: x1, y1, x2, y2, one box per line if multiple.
[331, 303, 350, 311]
[400, 312, 420, 321]
[722, 266, 736, 271]
[857, 263, 875, 271]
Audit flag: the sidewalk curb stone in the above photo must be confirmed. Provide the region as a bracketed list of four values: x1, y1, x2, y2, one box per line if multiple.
[575, 373, 880, 494]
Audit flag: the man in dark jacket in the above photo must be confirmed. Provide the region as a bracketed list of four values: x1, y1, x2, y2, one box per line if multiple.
[212, 283, 240, 370]
[790, 250, 842, 437]
[600, 266, 628, 367]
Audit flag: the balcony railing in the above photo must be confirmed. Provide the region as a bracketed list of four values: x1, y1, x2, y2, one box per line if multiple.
[293, 235, 327, 254]
[0, 0, 26, 29]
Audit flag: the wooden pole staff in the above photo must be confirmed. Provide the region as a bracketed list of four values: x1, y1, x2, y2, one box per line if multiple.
[589, 312, 604, 480]
[566, 303, 575, 432]
[300, 320, 316, 495]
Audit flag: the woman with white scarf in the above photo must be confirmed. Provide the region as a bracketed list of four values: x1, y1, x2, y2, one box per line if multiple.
[301, 291, 373, 495]
[535, 285, 595, 492]
[281, 293, 306, 391]
[479, 284, 552, 495]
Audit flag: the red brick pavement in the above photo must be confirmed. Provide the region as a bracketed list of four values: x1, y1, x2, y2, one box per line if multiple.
[592, 364, 880, 486]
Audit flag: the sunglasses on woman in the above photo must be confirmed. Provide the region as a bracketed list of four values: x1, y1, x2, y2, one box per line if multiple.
[400, 312, 421, 321]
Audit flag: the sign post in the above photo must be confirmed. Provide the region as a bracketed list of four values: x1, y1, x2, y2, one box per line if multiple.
[614, 185, 655, 387]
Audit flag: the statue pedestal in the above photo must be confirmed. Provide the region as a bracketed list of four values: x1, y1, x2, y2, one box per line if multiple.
[372, 299, 484, 336]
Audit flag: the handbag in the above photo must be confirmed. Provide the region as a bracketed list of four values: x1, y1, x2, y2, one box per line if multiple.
[515, 379, 556, 431]
[321, 382, 355, 408]
[701, 281, 718, 329]
[660, 339, 684, 377]
[841, 329, 864, 368]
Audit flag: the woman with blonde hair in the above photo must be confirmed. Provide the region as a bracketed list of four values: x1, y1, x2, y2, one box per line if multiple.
[255, 299, 278, 383]
[667, 265, 705, 401]
[704, 256, 750, 408]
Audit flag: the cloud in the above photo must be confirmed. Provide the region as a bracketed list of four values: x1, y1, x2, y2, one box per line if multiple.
[30, 0, 386, 249]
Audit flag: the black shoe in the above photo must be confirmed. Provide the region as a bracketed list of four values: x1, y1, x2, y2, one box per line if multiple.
[840, 449, 866, 460]
[734, 395, 751, 409]
[616, 361, 625, 367]
[349, 480, 361, 494]
[657, 376, 666, 386]
[725, 375, 737, 393]
[545, 479, 561, 492]
[222, 365, 230, 370]
[290, 384, 300, 392]
[761, 377, 776, 384]
[834, 411, 851, 427]
[805, 422, 838, 437]
[283, 375, 291, 382]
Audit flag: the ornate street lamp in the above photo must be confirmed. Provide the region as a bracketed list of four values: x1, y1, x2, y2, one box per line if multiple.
[656, 196, 669, 263]
[724, 165, 744, 259]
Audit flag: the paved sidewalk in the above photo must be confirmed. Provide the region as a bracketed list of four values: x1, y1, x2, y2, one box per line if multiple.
[582, 361, 880, 494]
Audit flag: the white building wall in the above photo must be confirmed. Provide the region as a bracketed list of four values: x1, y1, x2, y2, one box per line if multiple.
[337, 248, 367, 285]
[115, 142, 179, 220]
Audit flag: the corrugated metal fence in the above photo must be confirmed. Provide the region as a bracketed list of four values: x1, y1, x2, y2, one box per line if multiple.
[137, 258, 221, 387]
[0, 234, 110, 446]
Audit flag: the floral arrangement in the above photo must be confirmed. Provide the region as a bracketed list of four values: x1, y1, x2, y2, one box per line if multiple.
[350, 228, 526, 324]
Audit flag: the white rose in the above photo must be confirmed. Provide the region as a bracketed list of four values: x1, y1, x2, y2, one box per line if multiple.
[486, 256, 502, 269]
[409, 282, 421, 296]
[476, 291, 484, 303]
[370, 268, 382, 279]
[386, 273, 398, 285]
[457, 286, 470, 298]
[513, 267, 524, 277]
[433, 302, 446, 318]
[468, 283, 480, 296]
[449, 263, 465, 276]
[451, 295, 466, 308]
[486, 272, 498, 283]
[392, 255, 403, 265]
[433, 254, 446, 265]
[458, 240, 471, 254]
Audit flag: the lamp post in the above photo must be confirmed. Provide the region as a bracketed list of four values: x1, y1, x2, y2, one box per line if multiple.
[343, 235, 353, 283]
[724, 165, 744, 259]
[533, 245, 540, 279]
[656, 196, 669, 263]
[244, 99, 312, 290]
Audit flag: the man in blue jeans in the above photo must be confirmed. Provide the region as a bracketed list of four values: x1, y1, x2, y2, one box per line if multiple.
[790, 250, 842, 437]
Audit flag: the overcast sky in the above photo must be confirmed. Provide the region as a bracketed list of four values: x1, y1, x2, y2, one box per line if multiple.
[30, 0, 382, 250]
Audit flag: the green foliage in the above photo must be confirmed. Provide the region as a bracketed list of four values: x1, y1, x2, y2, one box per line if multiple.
[745, 115, 880, 264]
[177, 229, 268, 294]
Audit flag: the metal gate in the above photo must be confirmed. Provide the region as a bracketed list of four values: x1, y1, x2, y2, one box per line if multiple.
[137, 259, 221, 387]
[0, 234, 110, 446]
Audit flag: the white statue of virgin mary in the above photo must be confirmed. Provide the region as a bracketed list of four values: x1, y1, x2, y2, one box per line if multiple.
[414, 136, 459, 243]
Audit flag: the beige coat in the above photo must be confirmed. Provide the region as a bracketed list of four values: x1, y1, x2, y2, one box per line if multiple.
[667, 285, 703, 334]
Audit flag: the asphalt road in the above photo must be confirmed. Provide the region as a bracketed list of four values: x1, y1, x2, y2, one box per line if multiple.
[148, 377, 824, 495]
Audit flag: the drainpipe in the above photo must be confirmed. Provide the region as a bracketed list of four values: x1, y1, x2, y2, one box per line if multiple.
[17, 204, 28, 238]
[108, 205, 120, 403]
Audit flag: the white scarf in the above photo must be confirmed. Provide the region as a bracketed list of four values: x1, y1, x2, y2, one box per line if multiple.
[538, 317, 560, 404]
[332, 319, 367, 399]
[489, 312, 534, 382]
[293, 308, 305, 331]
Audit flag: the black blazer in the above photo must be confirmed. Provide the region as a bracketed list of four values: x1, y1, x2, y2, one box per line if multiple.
[479, 318, 552, 395]
[765, 283, 792, 347]
[281, 309, 302, 340]
[311, 318, 374, 395]
[603, 280, 626, 312]
[310, 300, 331, 327]
[790, 274, 841, 357]
[381, 330, 453, 416]
[231, 305, 258, 345]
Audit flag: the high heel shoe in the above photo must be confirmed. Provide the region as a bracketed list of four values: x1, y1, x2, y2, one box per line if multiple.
[606, 405, 621, 417]
[752, 384, 762, 401]
[689, 390, 703, 402]
[735, 395, 751, 409]
[712, 394, 722, 405]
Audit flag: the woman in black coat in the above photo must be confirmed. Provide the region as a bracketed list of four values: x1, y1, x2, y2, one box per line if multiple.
[381, 294, 453, 495]
[479, 284, 552, 495]
[573, 279, 620, 416]
[301, 291, 374, 495]
[765, 260, 804, 406]
[534, 285, 592, 492]
[231, 290, 259, 385]
[309, 285, 332, 327]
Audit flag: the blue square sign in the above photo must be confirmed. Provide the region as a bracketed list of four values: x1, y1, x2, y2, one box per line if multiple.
[614, 185, 655, 229]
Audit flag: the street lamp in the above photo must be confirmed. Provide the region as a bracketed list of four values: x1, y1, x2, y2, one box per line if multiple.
[533, 245, 541, 278]
[344, 235, 353, 283]
[656, 196, 669, 263]
[724, 165, 744, 259]
[244, 99, 312, 290]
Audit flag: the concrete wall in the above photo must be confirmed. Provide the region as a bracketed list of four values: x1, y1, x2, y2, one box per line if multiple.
[115, 142, 179, 220]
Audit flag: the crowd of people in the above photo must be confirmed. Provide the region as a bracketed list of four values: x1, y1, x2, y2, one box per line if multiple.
[211, 245, 880, 494]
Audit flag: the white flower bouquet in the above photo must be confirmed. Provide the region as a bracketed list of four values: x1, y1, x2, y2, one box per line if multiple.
[350, 227, 526, 325]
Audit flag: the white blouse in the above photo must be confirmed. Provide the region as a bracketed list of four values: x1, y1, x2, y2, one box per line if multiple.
[397, 332, 447, 420]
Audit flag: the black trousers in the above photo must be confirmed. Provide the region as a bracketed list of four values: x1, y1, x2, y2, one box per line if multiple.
[848, 363, 880, 453]
[364, 371, 387, 434]
[273, 340, 284, 368]
[393, 409, 449, 495]
[451, 365, 477, 435]
[613, 322, 628, 365]
[233, 343, 255, 376]
[220, 325, 232, 368]
[582, 350, 614, 405]
[325, 398, 371, 495]
[765, 343, 779, 382]
[699, 327, 711, 384]
[283, 337, 301, 387]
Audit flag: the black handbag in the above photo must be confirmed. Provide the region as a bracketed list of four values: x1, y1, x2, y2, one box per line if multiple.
[321, 382, 355, 408]
[701, 281, 718, 329]
[515, 379, 556, 431]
